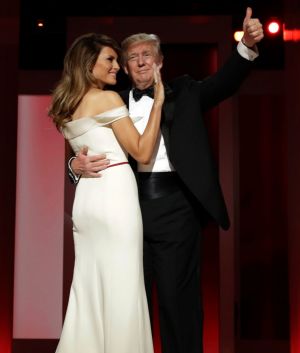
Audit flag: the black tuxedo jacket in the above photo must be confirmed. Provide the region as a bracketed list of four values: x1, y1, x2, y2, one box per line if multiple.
[120, 49, 254, 230]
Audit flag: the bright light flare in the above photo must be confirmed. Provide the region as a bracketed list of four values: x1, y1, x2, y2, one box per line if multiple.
[233, 31, 244, 42]
[36, 20, 44, 28]
[268, 21, 280, 34]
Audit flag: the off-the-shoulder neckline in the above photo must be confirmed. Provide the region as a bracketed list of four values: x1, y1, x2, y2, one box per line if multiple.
[66, 105, 127, 124]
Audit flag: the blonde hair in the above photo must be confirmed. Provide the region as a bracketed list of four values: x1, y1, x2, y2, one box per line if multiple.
[121, 33, 163, 67]
[48, 33, 120, 129]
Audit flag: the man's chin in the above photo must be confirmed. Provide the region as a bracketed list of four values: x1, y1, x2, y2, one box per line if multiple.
[135, 77, 153, 86]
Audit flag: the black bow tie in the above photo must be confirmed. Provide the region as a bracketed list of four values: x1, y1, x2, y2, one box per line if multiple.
[132, 86, 154, 101]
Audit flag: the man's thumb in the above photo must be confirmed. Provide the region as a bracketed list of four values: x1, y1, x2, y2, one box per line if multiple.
[244, 7, 252, 24]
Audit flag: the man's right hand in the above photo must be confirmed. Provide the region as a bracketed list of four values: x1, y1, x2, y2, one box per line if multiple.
[71, 146, 109, 177]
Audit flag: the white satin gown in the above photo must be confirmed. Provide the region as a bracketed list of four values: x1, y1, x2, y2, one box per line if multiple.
[55, 106, 153, 353]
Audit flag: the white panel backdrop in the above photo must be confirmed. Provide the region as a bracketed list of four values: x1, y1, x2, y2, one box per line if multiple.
[13, 95, 65, 338]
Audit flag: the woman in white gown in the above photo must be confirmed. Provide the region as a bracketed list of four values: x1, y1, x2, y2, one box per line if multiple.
[48, 33, 164, 353]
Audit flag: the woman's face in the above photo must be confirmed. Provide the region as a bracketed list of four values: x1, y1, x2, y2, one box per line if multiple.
[92, 46, 120, 88]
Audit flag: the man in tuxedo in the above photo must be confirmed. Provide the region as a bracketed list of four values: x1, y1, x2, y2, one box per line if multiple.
[69, 8, 263, 353]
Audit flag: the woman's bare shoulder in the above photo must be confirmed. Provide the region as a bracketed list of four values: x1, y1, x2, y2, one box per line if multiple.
[86, 89, 124, 107]
[76, 89, 125, 118]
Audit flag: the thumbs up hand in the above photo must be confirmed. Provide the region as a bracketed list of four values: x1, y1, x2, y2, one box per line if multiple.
[242, 7, 264, 48]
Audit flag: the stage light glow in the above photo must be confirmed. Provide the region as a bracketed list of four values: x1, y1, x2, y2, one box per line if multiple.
[268, 21, 280, 34]
[233, 31, 244, 42]
[264, 18, 283, 38]
[36, 19, 44, 28]
[283, 25, 300, 42]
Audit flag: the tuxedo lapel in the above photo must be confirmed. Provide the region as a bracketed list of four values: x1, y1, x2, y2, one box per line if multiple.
[161, 84, 175, 157]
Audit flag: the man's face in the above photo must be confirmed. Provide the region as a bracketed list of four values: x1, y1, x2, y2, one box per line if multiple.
[124, 42, 163, 89]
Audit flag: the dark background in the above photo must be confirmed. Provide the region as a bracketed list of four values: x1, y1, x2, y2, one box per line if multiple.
[19, 0, 284, 70]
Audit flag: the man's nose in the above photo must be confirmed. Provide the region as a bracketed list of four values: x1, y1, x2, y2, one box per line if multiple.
[137, 55, 146, 66]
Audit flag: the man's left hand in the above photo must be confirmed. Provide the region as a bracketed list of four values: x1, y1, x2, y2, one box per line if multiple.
[242, 7, 264, 48]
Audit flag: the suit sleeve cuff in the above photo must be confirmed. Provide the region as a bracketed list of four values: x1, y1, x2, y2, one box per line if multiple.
[237, 40, 259, 61]
[68, 156, 81, 184]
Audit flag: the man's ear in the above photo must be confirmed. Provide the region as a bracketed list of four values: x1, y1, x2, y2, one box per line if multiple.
[123, 65, 129, 75]
[158, 57, 163, 69]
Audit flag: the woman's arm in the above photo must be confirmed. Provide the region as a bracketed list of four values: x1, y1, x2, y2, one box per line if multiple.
[112, 65, 164, 164]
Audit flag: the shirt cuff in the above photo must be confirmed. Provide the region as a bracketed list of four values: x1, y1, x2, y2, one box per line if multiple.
[237, 40, 259, 61]
[68, 156, 81, 184]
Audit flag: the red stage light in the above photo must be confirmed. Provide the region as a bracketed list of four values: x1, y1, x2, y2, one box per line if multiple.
[266, 19, 282, 36]
[268, 21, 280, 34]
[283, 23, 300, 42]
